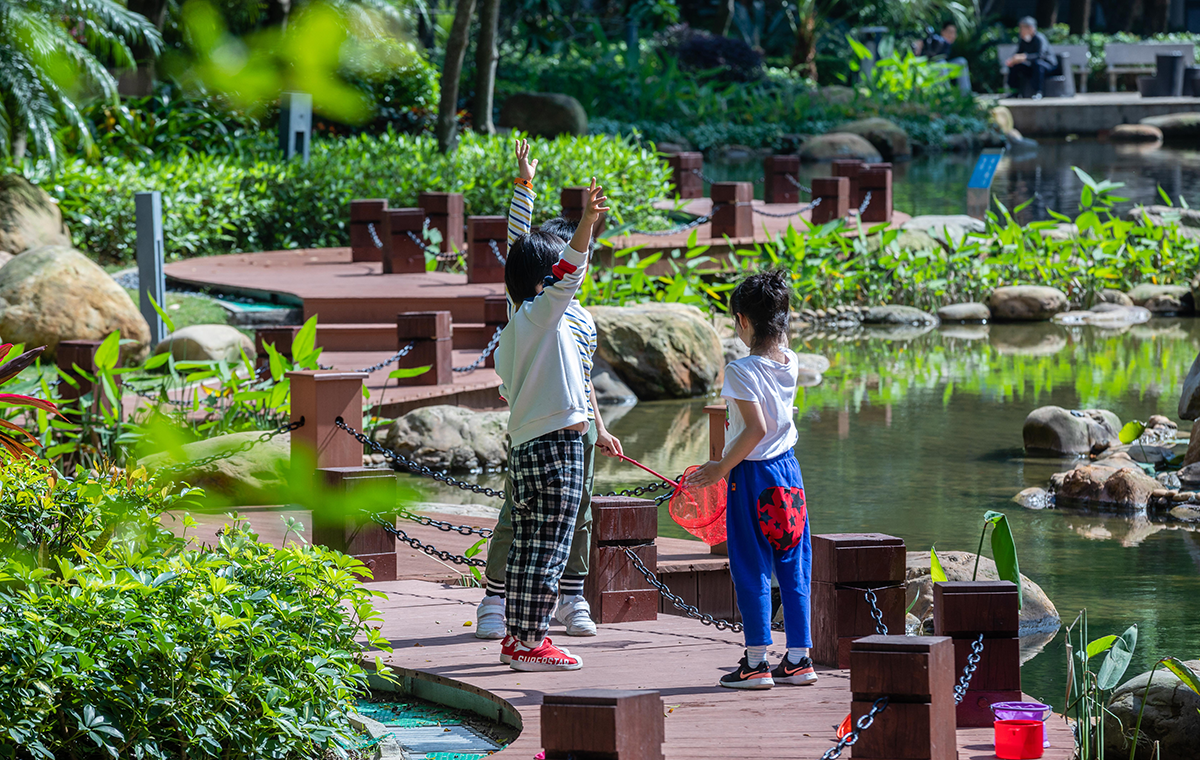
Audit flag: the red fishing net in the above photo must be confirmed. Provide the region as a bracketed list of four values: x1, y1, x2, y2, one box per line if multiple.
[668, 465, 728, 546]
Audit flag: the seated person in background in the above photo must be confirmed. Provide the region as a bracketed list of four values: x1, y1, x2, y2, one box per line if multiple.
[915, 21, 971, 95]
[1005, 16, 1056, 99]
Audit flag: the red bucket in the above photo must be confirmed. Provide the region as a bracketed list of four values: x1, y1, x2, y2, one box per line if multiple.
[994, 720, 1044, 760]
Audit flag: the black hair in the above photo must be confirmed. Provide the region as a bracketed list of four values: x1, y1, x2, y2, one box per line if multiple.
[505, 230, 566, 304]
[941, 20, 956, 31]
[540, 216, 595, 255]
[729, 269, 792, 351]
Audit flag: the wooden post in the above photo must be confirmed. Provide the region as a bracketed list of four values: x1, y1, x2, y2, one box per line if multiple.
[542, 689, 664, 760]
[849, 635, 957, 760]
[482, 294, 508, 370]
[395, 311, 452, 386]
[703, 404, 729, 556]
[254, 326, 301, 370]
[418, 191, 465, 255]
[560, 186, 607, 236]
[831, 160, 865, 212]
[859, 167, 893, 224]
[318, 467, 398, 581]
[467, 215, 507, 284]
[763, 154, 802, 204]
[287, 370, 369, 471]
[812, 533, 906, 668]
[665, 152, 704, 199]
[710, 182, 752, 239]
[350, 199, 389, 263]
[583, 496, 658, 623]
[811, 177, 850, 223]
[385, 208, 427, 274]
[933, 581, 1022, 727]
[57, 340, 102, 404]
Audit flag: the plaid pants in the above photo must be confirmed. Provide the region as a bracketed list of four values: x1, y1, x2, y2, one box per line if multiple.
[506, 429, 585, 643]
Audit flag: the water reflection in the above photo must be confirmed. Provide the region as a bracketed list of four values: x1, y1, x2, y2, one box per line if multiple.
[704, 138, 1200, 221]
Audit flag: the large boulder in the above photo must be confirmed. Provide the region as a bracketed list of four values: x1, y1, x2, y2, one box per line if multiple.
[990, 105, 1015, 133]
[1050, 458, 1161, 512]
[0, 245, 150, 359]
[937, 302, 990, 323]
[1104, 659, 1200, 760]
[1127, 283, 1191, 314]
[590, 303, 723, 400]
[0, 175, 71, 257]
[906, 551, 1061, 638]
[1023, 405, 1122, 455]
[987, 285, 1068, 321]
[1140, 112, 1200, 139]
[799, 133, 882, 163]
[835, 117, 910, 161]
[861, 304, 938, 326]
[498, 92, 587, 137]
[1098, 289, 1135, 307]
[141, 430, 290, 502]
[1110, 123, 1163, 144]
[1181, 353, 1200, 421]
[154, 324, 256, 363]
[591, 357, 637, 406]
[902, 215, 986, 247]
[383, 405, 508, 472]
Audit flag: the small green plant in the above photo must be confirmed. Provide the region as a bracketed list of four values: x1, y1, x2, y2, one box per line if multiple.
[972, 510, 1021, 607]
[1067, 614, 1138, 760]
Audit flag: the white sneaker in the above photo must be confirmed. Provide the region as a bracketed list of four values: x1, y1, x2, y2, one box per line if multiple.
[475, 596, 507, 640]
[554, 594, 598, 637]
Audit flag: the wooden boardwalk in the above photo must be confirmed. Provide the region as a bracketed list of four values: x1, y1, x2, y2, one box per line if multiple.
[164, 508, 1074, 760]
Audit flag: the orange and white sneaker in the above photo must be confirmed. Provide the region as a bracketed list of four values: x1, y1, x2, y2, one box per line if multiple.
[499, 635, 516, 665]
[509, 637, 583, 671]
[718, 653, 774, 689]
[772, 655, 818, 685]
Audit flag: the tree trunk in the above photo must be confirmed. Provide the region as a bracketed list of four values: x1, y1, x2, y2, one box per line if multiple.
[435, 0, 477, 154]
[12, 129, 26, 163]
[714, 0, 735, 35]
[1069, 0, 1092, 34]
[474, 0, 500, 135]
[791, 11, 817, 80]
[1036, 0, 1058, 29]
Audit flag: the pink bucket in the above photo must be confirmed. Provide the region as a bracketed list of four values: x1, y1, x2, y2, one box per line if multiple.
[991, 702, 1052, 748]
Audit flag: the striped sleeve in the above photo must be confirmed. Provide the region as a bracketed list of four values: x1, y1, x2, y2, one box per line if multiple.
[507, 184, 536, 245]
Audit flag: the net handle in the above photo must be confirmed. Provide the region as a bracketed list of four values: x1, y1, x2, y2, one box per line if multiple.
[615, 454, 680, 489]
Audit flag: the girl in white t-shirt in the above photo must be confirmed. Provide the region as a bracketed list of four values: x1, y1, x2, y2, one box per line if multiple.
[685, 270, 814, 690]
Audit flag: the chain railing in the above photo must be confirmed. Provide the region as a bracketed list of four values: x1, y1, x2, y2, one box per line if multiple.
[352, 342, 415, 375]
[372, 515, 486, 566]
[406, 229, 439, 257]
[453, 327, 503, 374]
[598, 480, 672, 499]
[689, 167, 722, 185]
[864, 586, 889, 635]
[751, 197, 822, 218]
[403, 513, 494, 539]
[367, 222, 384, 250]
[624, 204, 725, 237]
[488, 239, 506, 266]
[785, 174, 812, 194]
[857, 191, 873, 217]
[153, 418, 304, 478]
[820, 697, 889, 760]
[953, 634, 985, 705]
[129, 385, 192, 406]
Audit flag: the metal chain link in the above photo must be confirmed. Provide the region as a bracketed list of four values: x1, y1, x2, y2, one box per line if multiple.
[403, 513, 494, 539]
[820, 697, 890, 760]
[129, 385, 191, 406]
[406, 229, 439, 256]
[372, 515, 486, 566]
[153, 418, 304, 477]
[785, 174, 812, 194]
[453, 326, 503, 373]
[353, 342, 415, 375]
[689, 167, 722, 185]
[751, 197, 822, 218]
[953, 634, 985, 705]
[599, 480, 672, 499]
[864, 586, 889, 636]
[368, 222, 384, 249]
[626, 204, 725, 237]
[858, 191, 873, 217]
[335, 416, 508, 499]
[488, 239, 506, 266]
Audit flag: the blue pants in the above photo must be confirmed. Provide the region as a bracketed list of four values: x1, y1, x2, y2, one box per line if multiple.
[727, 451, 812, 648]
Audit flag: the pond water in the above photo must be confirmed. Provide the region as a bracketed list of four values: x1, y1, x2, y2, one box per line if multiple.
[704, 138, 1200, 222]
[403, 318, 1200, 710]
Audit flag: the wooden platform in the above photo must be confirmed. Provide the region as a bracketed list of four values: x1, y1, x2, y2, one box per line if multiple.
[1002, 91, 1200, 135]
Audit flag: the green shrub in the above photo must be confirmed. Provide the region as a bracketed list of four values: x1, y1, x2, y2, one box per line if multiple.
[36, 131, 671, 263]
[0, 460, 389, 760]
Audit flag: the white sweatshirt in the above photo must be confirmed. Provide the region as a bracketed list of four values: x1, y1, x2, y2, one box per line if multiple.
[496, 244, 591, 448]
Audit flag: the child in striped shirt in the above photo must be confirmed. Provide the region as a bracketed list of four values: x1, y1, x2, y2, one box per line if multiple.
[477, 139, 622, 647]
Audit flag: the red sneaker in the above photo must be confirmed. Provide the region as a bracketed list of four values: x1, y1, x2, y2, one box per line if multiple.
[499, 635, 515, 665]
[509, 637, 583, 671]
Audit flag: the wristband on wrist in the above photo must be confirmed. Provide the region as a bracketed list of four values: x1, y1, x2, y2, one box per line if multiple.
[513, 178, 533, 189]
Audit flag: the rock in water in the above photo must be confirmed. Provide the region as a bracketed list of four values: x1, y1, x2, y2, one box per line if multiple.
[1140, 112, 1200, 139]
[1104, 658, 1200, 760]
[155, 324, 256, 363]
[141, 430, 290, 502]
[987, 285, 1068, 321]
[1023, 405, 1121, 455]
[1110, 123, 1164, 144]
[937, 302, 991, 323]
[498, 93, 588, 137]
[1051, 461, 1161, 512]
[590, 303, 723, 400]
[905, 550, 1061, 639]
[990, 105, 1015, 133]
[384, 405, 509, 472]
[0, 175, 71, 256]
[0, 245, 151, 359]
[798, 133, 882, 163]
[861, 304, 938, 326]
[1013, 487, 1052, 509]
[591, 357, 637, 406]
[1098, 289, 1135, 307]
[834, 117, 910, 160]
[1127, 283, 1190, 306]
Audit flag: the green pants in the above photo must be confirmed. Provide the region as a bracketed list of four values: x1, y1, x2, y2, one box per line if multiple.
[485, 424, 596, 591]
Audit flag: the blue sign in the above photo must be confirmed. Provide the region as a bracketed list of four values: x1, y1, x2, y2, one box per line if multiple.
[967, 149, 1005, 189]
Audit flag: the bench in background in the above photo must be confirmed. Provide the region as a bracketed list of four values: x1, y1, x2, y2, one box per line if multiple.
[1104, 42, 1195, 92]
[998, 43, 1089, 94]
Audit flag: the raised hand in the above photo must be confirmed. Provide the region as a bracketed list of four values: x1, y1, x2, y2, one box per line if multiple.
[581, 177, 609, 224]
[515, 138, 538, 183]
